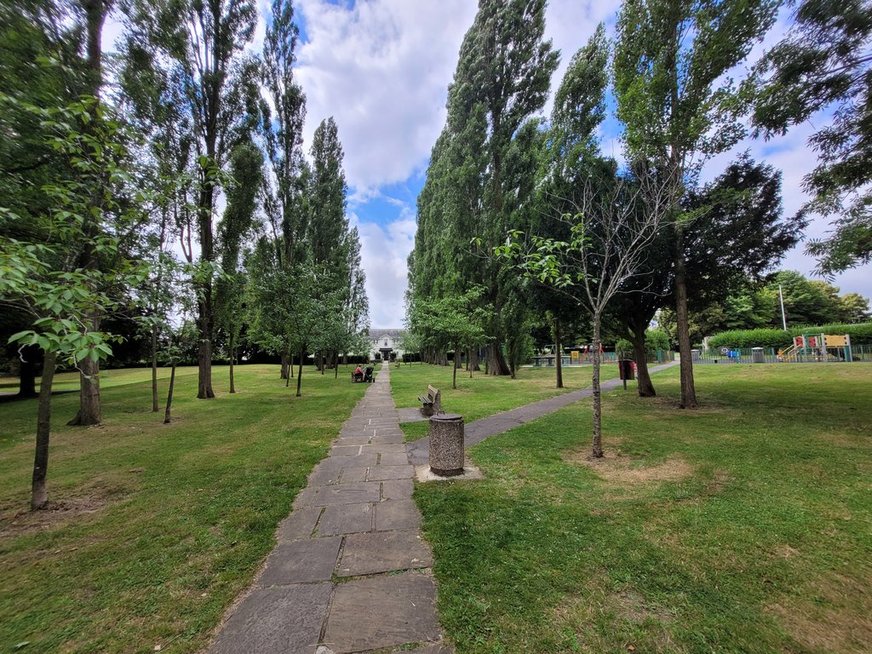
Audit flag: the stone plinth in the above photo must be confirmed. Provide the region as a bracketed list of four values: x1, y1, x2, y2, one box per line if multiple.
[428, 413, 464, 476]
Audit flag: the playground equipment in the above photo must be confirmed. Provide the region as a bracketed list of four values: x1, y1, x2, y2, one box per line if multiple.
[779, 334, 853, 363]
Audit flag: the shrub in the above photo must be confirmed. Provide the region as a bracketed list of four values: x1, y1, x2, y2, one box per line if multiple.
[708, 322, 872, 348]
[614, 329, 672, 357]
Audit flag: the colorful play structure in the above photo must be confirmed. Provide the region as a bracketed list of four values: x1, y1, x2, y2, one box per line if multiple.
[778, 333, 853, 363]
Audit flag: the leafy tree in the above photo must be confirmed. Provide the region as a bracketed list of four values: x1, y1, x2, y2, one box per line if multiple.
[409, 289, 490, 389]
[765, 270, 846, 326]
[125, 0, 258, 399]
[838, 292, 871, 323]
[0, 99, 146, 509]
[216, 141, 262, 393]
[534, 25, 609, 388]
[614, 0, 779, 408]
[497, 170, 667, 458]
[752, 0, 872, 274]
[259, 0, 308, 376]
[410, 0, 558, 376]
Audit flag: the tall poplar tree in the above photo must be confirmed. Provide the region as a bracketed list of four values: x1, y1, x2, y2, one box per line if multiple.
[126, 0, 258, 399]
[614, 0, 778, 408]
[412, 0, 558, 375]
[260, 0, 308, 377]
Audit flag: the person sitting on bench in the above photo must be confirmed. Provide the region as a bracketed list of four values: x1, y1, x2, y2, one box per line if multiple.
[353, 365, 364, 382]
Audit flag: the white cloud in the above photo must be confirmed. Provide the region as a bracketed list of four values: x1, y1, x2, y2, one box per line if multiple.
[295, 0, 477, 193]
[352, 211, 416, 328]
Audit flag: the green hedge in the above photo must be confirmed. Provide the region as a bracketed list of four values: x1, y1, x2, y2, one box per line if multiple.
[708, 322, 872, 348]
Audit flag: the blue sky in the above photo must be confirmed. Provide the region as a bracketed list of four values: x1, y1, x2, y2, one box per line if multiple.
[105, 0, 872, 327]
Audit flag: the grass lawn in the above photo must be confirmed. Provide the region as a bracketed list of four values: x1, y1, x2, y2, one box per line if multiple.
[414, 363, 872, 653]
[391, 362, 619, 441]
[0, 364, 366, 654]
[0, 366, 201, 395]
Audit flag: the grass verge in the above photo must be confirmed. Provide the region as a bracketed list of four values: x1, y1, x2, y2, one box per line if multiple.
[0, 364, 365, 653]
[415, 363, 872, 653]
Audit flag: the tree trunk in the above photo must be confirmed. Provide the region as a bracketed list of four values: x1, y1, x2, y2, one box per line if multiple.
[488, 341, 511, 376]
[163, 363, 176, 424]
[68, 355, 101, 426]
[630, 323, 656, 397]
[151, 326, 159, 411]
[674, 229, 697, 408]
[591, 315, 604, 458]
[229, 339, 236, 394]
[197, 335, 214, 399]
[17, 346, 39, 398]
[320, 352, 325, 374]
[334, 353, 339, 379]
[554, 318, 564, 389]
[31, 352, 57, 510]
[81, 0, 107, 98]
[453, 343, 459, 389]
[470, 348, 480, 372]
[296, 348, 304, 397]
[468, 348, 474, 378]
[280, 352, 290, 380]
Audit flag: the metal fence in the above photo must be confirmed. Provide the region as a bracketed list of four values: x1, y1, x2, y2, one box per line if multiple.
[693, 345, 872, 364]
[531, 350, 675, 367]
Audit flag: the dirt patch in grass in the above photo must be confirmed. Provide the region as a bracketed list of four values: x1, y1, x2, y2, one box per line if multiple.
[768, 570, 872, 654]
[612, 589, 674, 624]
[0, 482, 128, 537]
[564, 448, 695, 486]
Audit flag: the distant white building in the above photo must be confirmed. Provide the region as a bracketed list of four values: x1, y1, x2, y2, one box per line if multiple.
[369, 328, 405, 361]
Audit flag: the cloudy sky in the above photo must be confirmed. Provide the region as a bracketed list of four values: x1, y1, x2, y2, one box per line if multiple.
[109, 0, 872, 328]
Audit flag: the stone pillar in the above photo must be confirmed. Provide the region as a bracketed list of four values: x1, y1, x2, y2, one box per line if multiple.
[428, 413, 464, 477]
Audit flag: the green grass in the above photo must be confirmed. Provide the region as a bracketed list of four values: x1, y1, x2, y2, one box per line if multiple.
[391, 362, 619, 441]
[0, 364, 367, 653]
[412, 363, 872, 653]
[0, 366, 201, 395]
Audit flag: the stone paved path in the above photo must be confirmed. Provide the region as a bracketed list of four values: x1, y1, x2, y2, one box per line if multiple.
[407, 361, 679, 465]
[209, 364, 452, 654]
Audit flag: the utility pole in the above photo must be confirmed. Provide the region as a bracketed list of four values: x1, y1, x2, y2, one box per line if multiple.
[779, 284, 788, 330]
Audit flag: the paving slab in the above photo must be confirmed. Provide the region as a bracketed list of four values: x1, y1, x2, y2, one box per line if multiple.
[276, 506, 321, 542]
[337, 466, 368, 483]
[379, 451, 410, 466]
[316, 503, 373, 536]
[337, 529, 432, 576]
[381, 478, 414, 500]
[367, 465, 416, 481]
[210, 583, 331, 654]
[322, 573, 441, 653]
[294, 481, 382, 507]
[397, 407, 428, 423]
[375, 499, 422, 532]
[258, 537, 342, 585]
[210, 363, 447, 653]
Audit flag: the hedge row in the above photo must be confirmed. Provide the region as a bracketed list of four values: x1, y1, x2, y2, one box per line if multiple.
[708, 322, 872, 349]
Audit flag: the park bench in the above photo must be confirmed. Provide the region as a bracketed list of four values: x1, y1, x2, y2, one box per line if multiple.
[418, 384, 442, 417]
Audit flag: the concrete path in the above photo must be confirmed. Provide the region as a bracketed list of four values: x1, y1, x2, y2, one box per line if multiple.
[407, 361, 679, 465]
[209, 364, 452, 654]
